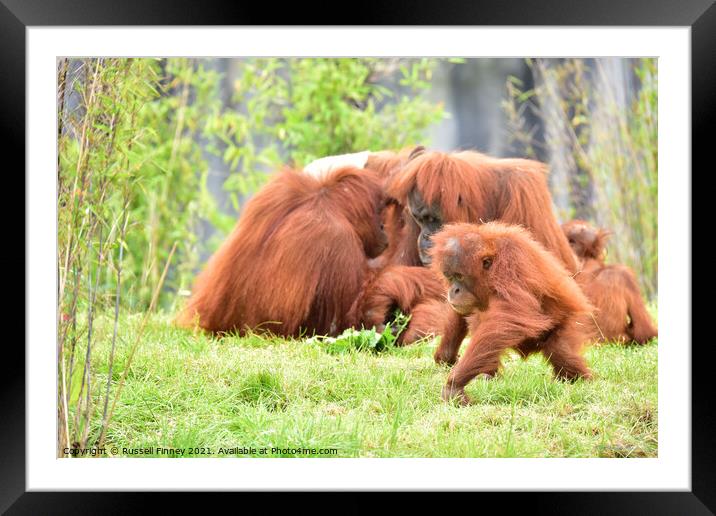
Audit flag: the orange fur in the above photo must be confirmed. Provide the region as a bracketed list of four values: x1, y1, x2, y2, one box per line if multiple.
[362, 149, 581, 348]
[365, 146, 425, 268]
[358, 265, 449, 344]
[388, 150, 578, 272]
[364, 145, 426, 179]
[360, 147, 441, 344]
[430, 222, 594, 405]
[398, 299, 454, 344]
[562, 220, 658, 344]
[177, 166, 386, 337]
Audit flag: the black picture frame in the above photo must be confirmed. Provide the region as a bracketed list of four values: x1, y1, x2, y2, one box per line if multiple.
[4, 0, 709, 513]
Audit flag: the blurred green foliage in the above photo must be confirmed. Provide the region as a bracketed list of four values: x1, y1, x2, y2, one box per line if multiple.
[209, 58, 445, 235]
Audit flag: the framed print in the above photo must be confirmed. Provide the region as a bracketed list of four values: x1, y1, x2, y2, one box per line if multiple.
[5, 0, 711, 512]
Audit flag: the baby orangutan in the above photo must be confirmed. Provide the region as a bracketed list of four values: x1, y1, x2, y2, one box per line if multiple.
[430, 222, 594, 405]
[562, 220, 657, 344]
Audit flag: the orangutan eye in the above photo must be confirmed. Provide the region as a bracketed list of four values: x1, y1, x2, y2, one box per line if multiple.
[453, 273, 464, 282]
[482, 257, 493, 270]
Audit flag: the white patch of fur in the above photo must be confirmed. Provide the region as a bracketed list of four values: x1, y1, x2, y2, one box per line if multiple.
[303, 151, 371, 178]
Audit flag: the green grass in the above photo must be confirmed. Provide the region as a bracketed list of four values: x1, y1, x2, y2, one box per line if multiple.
[69, 311, 657, 458]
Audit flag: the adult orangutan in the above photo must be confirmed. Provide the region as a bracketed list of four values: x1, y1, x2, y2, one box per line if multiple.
[302, 147, 450, 344]
[430, 222, 594, 405]
[303, 146, 425, 268]
[387, 150, 578, 272]
[562, 220, 658, 344]
[358, 149, 580, 342]
[177, 165, 387, 337]
[360, 146, 455, 342]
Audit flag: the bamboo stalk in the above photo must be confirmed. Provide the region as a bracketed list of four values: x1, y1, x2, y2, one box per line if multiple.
[101, 203, 129, 431]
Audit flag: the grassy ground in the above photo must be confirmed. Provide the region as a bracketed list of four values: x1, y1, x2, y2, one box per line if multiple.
[72, 311, 658, 458]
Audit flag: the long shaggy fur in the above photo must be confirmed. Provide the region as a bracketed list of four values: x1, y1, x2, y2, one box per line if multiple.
[178, 166, 386, 337]
[430, 222, 594, 404]
[364, 145, 426, 179]
[358, 265, 450, 343]
[365, 146, 426, 268]
[562, 220, 658, 344]
[361, 149, 580, 347]
[388, 150, 578, 272]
